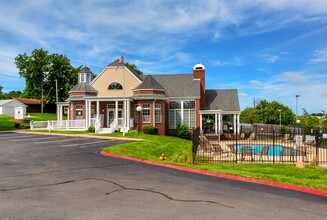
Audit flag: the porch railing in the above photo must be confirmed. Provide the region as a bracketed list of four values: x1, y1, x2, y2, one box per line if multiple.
[30, 120, 86, 131]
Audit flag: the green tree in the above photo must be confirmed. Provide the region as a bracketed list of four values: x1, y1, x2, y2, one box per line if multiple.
[15, 49, 79, 113]
[240, 100, 295, 125]
[125, 62, 143, 75]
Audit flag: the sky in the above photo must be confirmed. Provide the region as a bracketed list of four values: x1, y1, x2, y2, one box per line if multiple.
[0, 0, 326, 114]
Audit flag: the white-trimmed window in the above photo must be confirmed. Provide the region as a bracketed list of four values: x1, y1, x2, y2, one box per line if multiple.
[142, 104, 150, 123]
[155, 104, 162, 123]
[76, 105, 83, 119]
[169, 101, 195, 129]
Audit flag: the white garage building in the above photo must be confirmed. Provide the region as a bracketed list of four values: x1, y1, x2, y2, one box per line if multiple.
[0, 99, 27, 116]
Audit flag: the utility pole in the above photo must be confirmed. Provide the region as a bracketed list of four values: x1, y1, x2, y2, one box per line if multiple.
[295, 95, 300, 117]
[55, 79, 58, 104]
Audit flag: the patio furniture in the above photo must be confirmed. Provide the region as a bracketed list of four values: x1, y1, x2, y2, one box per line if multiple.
[283, 134, 290, 142]
[295, 146, 308, 161]
[256, 145, 270, 161]
[241, 146, 254, 161]
[280, 147, 294, 162]
[240, 133, 245, 140]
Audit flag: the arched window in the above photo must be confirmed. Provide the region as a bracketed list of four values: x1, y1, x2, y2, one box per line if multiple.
[108, 82, 123, 90]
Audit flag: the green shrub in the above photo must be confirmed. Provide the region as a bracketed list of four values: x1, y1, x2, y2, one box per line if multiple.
[175, 124, 190, 139]
[14, 122, 20, 128]
[143, 126, 158, 135]
[87, 126, 95, 133]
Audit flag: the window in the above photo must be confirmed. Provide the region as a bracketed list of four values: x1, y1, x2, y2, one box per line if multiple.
[108, 82, 123, 90]
[76, 105, 83, 119]
[169, 101, 195, 129]
[142, 104, 150, 123]
[91, 105, 95, 116]
[155, 104, 162, 123]
[80, 74, 85, 82]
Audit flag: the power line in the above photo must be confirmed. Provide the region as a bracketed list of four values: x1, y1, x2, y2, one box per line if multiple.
[0, 73, 20, 78]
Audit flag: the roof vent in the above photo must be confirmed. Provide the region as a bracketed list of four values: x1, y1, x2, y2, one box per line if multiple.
[193, 63, 205, 70]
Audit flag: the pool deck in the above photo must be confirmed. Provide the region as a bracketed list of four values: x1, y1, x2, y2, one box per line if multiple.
[196, 139, 326, 164]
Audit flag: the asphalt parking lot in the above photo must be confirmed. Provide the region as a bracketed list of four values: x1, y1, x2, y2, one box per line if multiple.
[0, 132, 326, 220]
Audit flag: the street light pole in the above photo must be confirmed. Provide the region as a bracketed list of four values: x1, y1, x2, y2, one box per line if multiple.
[295, 95, 300, 117]
[136, 105, 143, 135]
[278, 109, 281, 126]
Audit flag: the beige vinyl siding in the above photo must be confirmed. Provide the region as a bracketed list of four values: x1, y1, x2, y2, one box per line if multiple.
[91, 67, 141, 97]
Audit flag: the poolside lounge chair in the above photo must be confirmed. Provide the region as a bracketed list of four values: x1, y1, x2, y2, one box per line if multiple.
[255, 145, 270, 161]
[283, 134, 290, 142]
[240, 133, 245, 140]
[248, 133, 256, 140]
[295, 146, 308, 161]
[241, 146, 254, 161]
[280, 147, 294, 162]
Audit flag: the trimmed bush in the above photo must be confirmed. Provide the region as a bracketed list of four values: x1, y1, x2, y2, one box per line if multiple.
[143, 126, 158, 135]
[87, 126, 95, 133]
[14, 122, 20, 128]
[175, 124, 190, 139]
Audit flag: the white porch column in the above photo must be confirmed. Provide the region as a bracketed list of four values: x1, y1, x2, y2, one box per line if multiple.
[233, 114, 236, 134]
[85, 101, 89, 128]
[96, 101, 100, 119]
[218, 113, 222, 134]
[115, 100, 118, 125]
[56, 105, 60, 121]
[215, 113, 218, 134]
[237, 114, 240, 134]
[88, 101, 92, 127]
[59, 106, 62, 122]
[200, 114, 202, 131]
[127, 100, 130, 129]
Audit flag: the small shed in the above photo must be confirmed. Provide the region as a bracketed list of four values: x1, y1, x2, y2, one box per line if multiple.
[0, 99, 27, 116]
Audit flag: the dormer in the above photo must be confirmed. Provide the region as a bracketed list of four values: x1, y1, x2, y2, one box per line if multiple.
[78, 67, 93, 84]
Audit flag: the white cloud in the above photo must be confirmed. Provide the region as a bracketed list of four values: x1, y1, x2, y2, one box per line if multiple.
[211, 57, 242, 67]
[309, 50, 327, 63]
[261, 54, 279, 63]
[280, 72, 305, 85]
[249, 80, 264, 87]
[239, 93, 248, 97]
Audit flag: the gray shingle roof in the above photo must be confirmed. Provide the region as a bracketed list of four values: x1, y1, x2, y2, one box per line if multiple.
[133, 75, 165, 91]
[79, 66, 93, 74]
[69, 82, 98, 93]
[205, 89, 240, 111]
[140, 74, 200, 98]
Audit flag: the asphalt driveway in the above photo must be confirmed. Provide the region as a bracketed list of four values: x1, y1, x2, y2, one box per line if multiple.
[0, 132, 326, 220]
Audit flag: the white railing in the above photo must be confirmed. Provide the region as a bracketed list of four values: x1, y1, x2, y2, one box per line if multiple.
[109, 119, 118, 132]
[30, 120, 86, 131]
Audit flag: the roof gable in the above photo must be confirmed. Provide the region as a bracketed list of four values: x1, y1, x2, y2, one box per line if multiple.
[0, 99, 27, 107]
[133, 75, 165, 91]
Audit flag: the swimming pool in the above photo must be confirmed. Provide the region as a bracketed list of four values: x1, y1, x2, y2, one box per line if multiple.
[233, 144, 292, 156]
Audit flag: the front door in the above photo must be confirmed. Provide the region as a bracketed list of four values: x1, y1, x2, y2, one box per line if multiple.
[108, 110, 115, 127]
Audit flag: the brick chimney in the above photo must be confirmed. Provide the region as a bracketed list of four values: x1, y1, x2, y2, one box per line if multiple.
[193, 63, 206, 109]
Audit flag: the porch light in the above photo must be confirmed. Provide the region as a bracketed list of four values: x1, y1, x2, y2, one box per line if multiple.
[136, 106, 143, 135]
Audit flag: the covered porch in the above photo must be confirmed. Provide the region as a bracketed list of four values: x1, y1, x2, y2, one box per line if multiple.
[199, 110, 240, 135]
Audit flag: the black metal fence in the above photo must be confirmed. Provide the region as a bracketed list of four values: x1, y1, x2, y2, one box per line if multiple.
[193, 127, 327, 165]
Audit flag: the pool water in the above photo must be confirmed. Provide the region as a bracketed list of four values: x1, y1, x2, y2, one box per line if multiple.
[233, 144, 292, 156]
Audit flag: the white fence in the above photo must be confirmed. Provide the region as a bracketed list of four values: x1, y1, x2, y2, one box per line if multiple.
[30, 120, 86, 131]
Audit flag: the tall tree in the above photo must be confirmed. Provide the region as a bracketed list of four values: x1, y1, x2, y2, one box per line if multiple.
[15, 49, 79, 113]
[125, 62, 143, 75]
[240, 100, 295, 126]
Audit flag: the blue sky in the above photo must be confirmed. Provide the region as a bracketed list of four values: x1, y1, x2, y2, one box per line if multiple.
[0, 0, 326, 114]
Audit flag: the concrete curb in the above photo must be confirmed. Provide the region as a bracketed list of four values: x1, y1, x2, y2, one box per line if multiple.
[100, 151, 327, 197]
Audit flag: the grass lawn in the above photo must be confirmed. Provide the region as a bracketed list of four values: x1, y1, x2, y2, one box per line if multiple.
[102, 130, 327, 191]
[0, 113, 65, 131]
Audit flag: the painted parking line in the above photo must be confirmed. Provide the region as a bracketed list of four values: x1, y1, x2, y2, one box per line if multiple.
[35, 138, 84, 144]
[11, 136, 62, 141]
[63, 140, 114, 147]
[2, 134, 41, 139]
